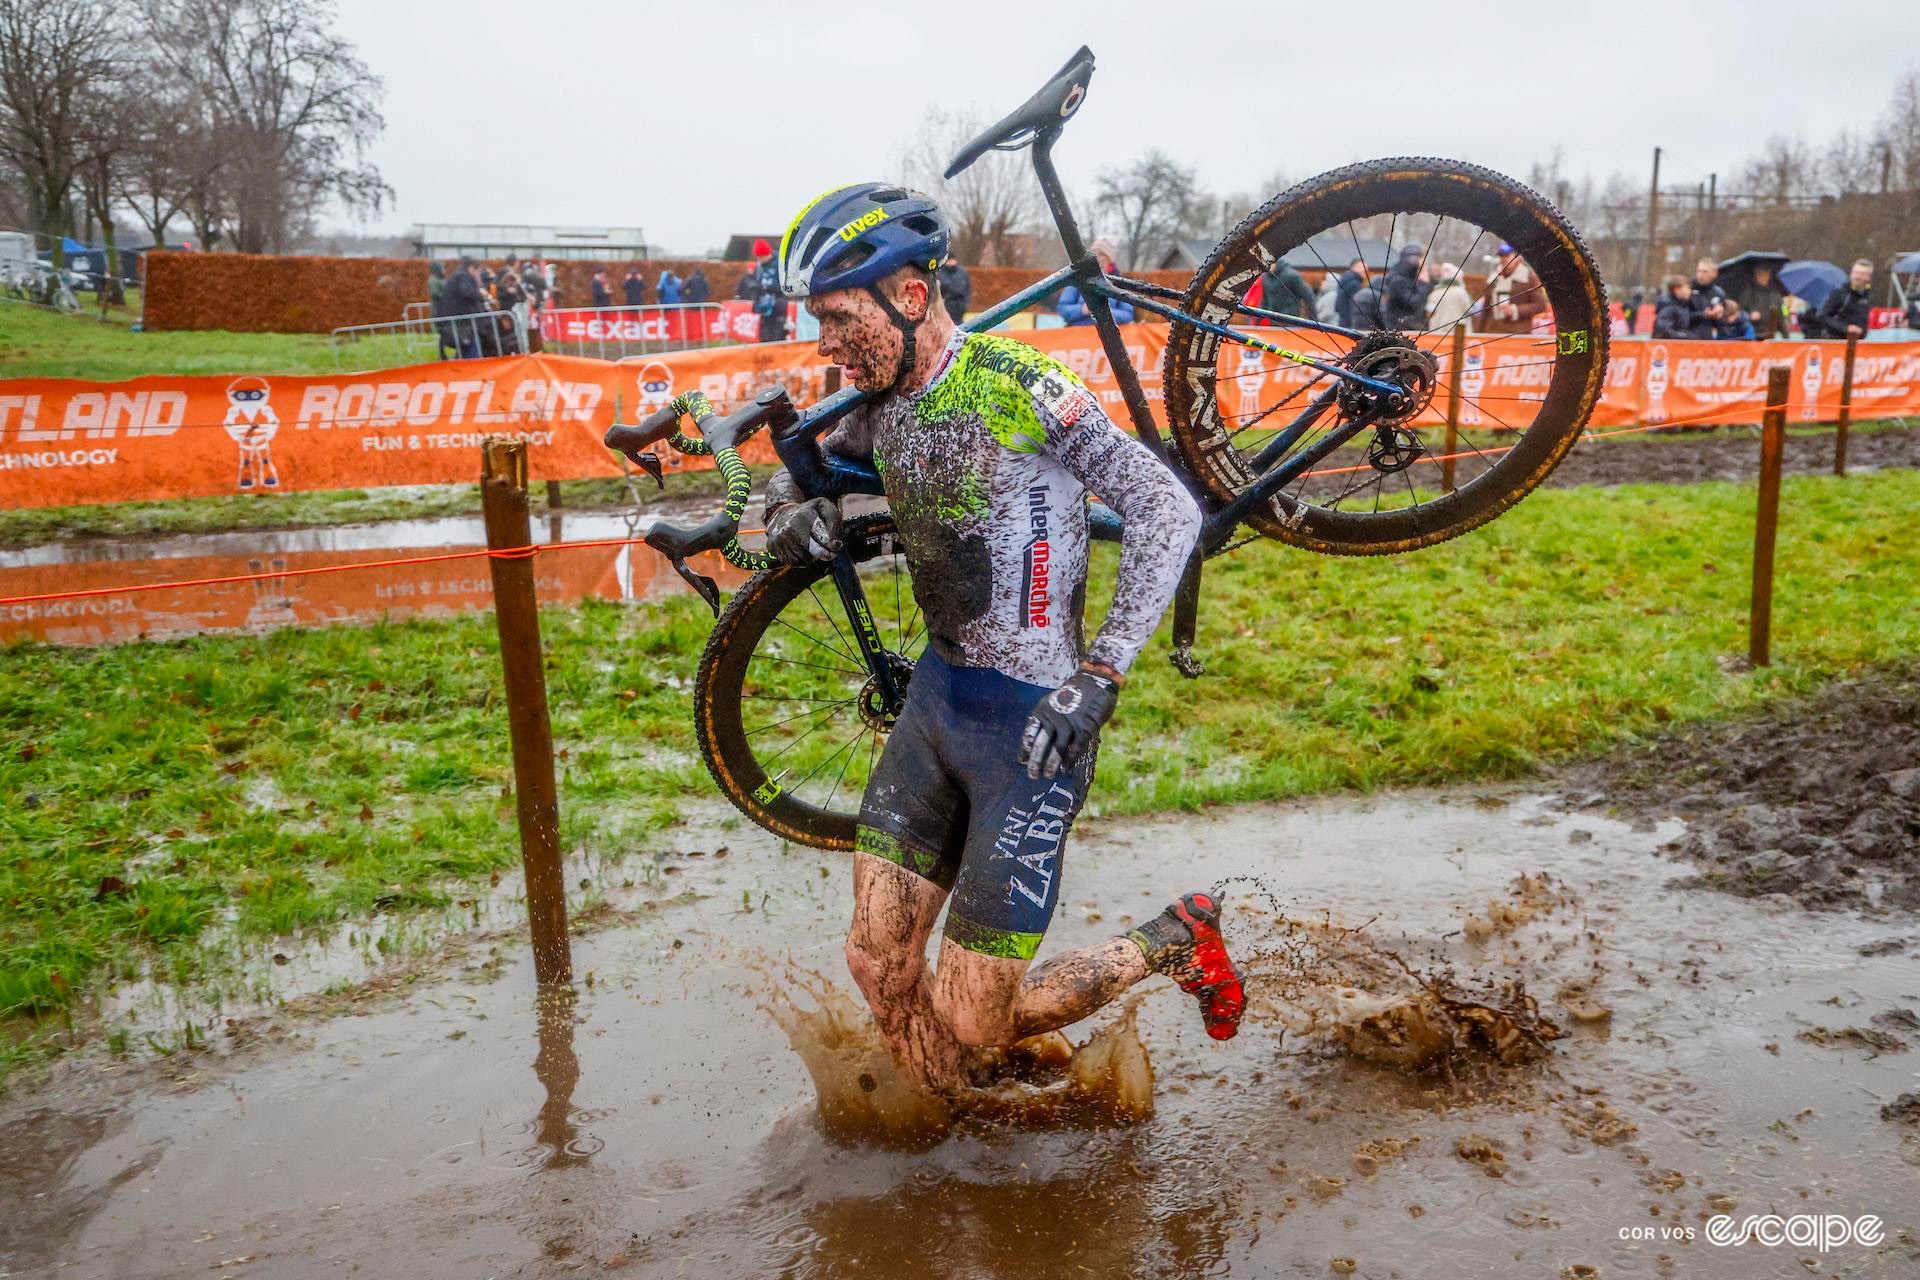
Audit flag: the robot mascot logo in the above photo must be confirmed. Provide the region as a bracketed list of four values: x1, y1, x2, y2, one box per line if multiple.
[223, 376, 281, 490]
[635, 361, 675, 411]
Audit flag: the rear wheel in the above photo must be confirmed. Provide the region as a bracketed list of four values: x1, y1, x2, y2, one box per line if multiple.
[693, 514, 915, 850]
[1164, 156, 1609, 555]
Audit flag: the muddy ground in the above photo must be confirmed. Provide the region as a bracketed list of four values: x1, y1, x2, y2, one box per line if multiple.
[1561, 663, 1920, 913]
[1541, 426, 1920, 489]
[3, 784, 1917, 1279]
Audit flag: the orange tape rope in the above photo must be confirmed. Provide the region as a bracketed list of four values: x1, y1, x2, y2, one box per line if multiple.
[0, 532, 766, 607]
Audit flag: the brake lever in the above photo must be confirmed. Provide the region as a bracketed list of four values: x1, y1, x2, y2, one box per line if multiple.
[669, 558, 721, 616]
[632, 450, 664, 489]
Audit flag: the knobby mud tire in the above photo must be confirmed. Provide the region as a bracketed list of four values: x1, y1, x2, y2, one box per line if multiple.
[1164, 156, 1610, 556]
[694, 513, 901, 851]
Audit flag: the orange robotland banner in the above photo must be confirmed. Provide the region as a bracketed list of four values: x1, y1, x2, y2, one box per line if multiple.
[0, 354, 643, 508]
[6, 332, 1918, 510]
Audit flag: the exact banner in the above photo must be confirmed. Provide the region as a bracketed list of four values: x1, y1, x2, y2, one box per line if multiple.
[3, 331, 1916, 510]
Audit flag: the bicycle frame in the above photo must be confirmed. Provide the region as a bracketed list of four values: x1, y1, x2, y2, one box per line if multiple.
[767, 126, 1405, 684]
[775, 130, 1399, 535]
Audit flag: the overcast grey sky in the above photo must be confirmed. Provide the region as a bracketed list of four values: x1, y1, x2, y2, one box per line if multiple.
[335, 0, 1916, 254]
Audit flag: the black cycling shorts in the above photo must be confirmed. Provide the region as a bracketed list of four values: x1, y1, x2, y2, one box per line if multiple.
[855, 645, 1095, 961]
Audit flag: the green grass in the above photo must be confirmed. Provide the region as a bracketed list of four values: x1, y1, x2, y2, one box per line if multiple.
[0, 295, 339, 379]
[1096, 469, 1918, 812]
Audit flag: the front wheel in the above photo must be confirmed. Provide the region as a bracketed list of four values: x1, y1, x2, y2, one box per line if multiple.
[1164, 157, 1609, 556]
[694, 513, 917, 850]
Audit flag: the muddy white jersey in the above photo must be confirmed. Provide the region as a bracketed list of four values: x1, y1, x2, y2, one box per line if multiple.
[778, 327, 1200, 688]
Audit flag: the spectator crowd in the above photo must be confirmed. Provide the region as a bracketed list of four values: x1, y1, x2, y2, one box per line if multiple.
[423, 234, 1907, 363]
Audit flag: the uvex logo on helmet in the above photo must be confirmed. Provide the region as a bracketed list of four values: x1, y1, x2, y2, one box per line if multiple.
[837, 207, 889, 242]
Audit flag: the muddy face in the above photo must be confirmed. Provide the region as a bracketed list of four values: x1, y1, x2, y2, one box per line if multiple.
[809, 288, 908, 394]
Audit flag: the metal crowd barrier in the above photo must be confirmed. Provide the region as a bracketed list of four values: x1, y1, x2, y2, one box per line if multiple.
[536, 302, 726, 361]
[329, 308, 528, 372]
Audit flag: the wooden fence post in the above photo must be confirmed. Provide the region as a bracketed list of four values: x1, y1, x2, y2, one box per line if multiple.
[1748, 366, 1789, 669]
[1442, 324, 1465, 492]
[546, 479, 565, 509]
[1833, 335, 1858, 476]
[481, 439, 572, 985]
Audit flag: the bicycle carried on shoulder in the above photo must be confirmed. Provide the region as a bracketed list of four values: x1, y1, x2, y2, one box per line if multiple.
[604, 46, 1610, 851]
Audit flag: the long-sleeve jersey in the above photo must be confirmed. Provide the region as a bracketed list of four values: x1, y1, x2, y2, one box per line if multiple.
[765, 327, 1200, 688]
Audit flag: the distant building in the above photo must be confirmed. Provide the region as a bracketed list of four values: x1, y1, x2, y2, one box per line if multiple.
[410, 224, 650, 262]
[1157, 239, 1217, 271]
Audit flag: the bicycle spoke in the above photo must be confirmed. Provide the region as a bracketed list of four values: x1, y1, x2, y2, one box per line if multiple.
[740, 691, 849, 704]
[746, 699, 854, 741]
[807, 583, 859, 663]
[758, 713, 850, 776]
[1225, 370, 1331, 440]
[752, 651, 864, 678]
[821, 725, 871, 814]
[788, 724, 869, 795]
[771, 612, 858, 667]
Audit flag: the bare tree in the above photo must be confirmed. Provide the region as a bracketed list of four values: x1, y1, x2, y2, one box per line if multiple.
[896, 109, 1045, 266]
[148, 0, 388, 253]
[1880, 70, 1920, 191]
[0, 0, 124, 261]
[1738, 134, 1817, 207]
[75, 75, 135, 302]
[1820, 128, 1882, 194]
[113, 56, 202, 246]
[1094, 149, 1206, 269]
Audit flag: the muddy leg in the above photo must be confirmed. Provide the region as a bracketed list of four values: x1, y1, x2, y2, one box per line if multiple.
[1013, 938, 1149, 1038]
[932, 936, 1148, 1046]
[845, 852, 967, 1090]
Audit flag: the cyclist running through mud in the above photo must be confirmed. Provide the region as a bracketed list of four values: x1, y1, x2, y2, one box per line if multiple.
[761, 182, 1246, 1089]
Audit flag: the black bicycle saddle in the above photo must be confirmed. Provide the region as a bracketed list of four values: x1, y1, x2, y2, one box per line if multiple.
[944, 46, 1095, 179]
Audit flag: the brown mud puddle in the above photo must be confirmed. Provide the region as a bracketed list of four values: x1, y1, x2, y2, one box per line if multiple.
[1541, 426, 1920, 489]
[3, 788, 1918, 1278]
[1560, 662, 1920, 912]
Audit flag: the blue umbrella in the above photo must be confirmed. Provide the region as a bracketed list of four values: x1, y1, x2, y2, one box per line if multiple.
[1894, 251, 1920, 275]
[1780, 259, 1845, 304]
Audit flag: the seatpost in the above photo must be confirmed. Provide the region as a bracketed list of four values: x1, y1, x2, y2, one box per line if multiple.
[1040, 129, 1173, 462]
[1030, 131, 1088, 265]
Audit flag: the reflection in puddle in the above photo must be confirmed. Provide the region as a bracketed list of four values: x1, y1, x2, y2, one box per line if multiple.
[0, 509, 751, 645]
[533, 984, 600, 1169]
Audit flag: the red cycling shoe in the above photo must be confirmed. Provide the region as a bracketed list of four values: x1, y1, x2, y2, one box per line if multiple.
[1130, 892, 1246, 1040]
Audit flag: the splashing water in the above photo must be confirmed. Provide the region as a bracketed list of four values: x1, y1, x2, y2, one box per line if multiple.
[760, 966, 1155, 1150]
[1218, 873, 1565, 1071]
[758, 871, 1565, 1148]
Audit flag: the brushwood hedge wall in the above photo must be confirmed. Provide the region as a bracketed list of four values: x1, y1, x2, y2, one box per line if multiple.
[141, 252, 1196, 334]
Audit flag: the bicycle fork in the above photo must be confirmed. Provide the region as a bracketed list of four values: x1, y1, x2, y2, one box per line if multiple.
[826, 554, 906, 711]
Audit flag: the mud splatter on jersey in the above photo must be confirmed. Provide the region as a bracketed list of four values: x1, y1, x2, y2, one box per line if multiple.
[769, 327, 1200, 687]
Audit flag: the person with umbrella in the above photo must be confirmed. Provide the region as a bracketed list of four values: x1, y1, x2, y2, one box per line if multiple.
[1717, 251, 1791, 339]
[1778, 260, 1847, 335]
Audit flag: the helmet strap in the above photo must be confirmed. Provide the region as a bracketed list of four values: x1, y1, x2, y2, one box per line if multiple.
[866, 283, 922, 393]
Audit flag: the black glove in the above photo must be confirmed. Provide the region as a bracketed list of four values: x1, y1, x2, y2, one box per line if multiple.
[1020, 668, 1119, 780]
[764, 497, 842, 564]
